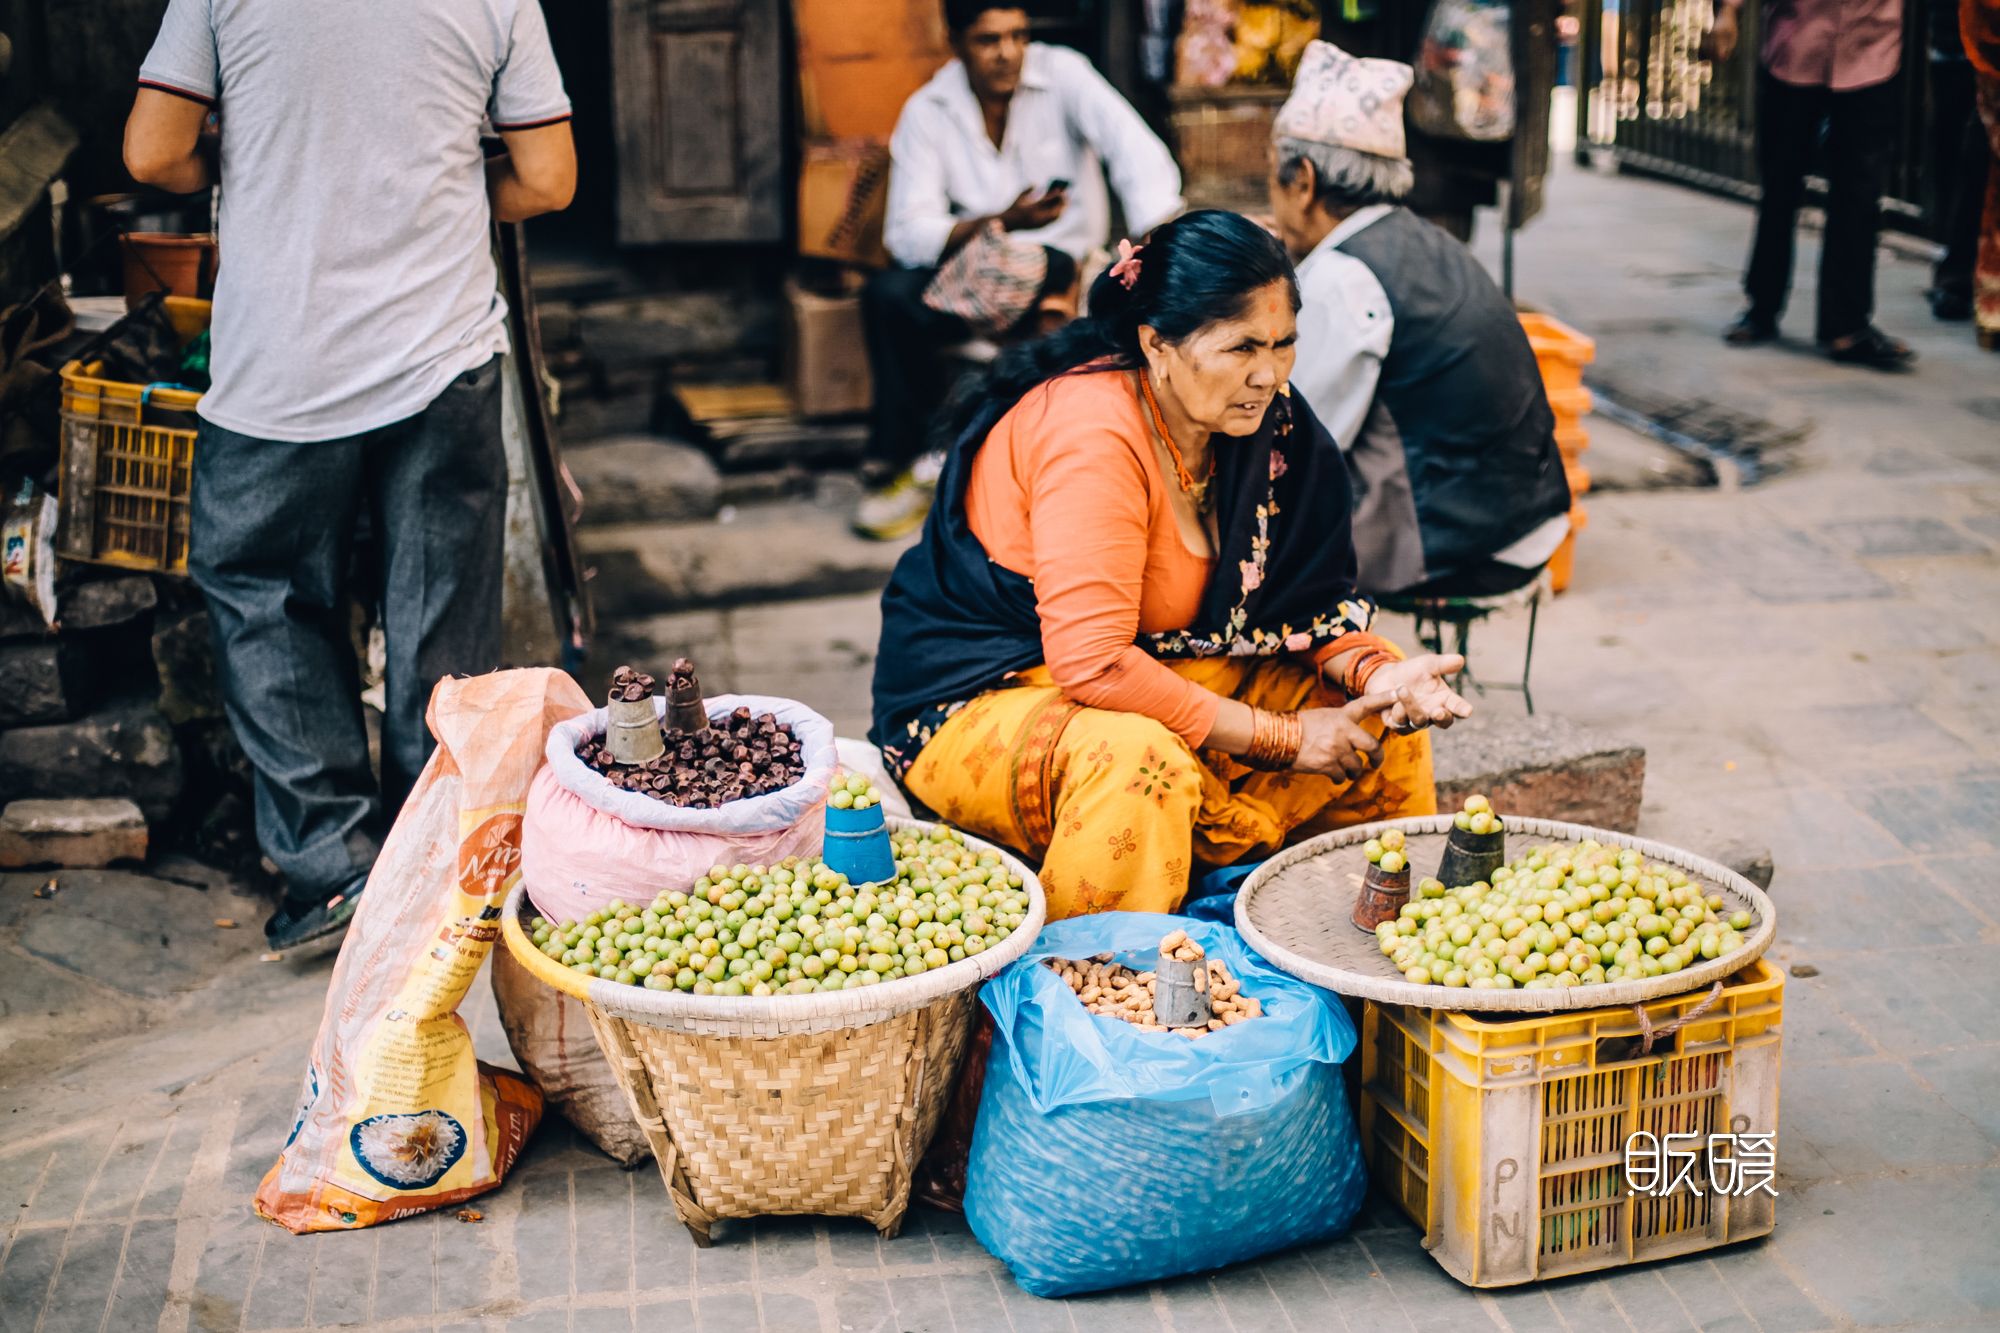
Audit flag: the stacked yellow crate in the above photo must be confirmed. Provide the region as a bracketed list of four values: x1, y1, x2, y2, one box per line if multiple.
[1518, 314, 1596, 593]
[1359, 960, 1785, 1287]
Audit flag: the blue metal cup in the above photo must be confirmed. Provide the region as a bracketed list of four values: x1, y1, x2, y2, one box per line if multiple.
[822, 801, 897, 886]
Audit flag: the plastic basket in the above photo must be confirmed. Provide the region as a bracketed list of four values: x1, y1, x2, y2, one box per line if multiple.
[1548, 503, 1588, 593]
[55, 298, 210, 574]
[1359, 959, 1782, 1288]
[1518, 312, 1595, 391]
[1545, 385, 1593, 422]
[1519, 314, 1593, 592]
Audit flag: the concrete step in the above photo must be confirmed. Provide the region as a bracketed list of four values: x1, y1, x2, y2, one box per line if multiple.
[1430, 711, 1774, 888]
[1431, 711, 1646, 833]
[0, 798, 148, 868]
[706, 418, 868, 473]
[565, 436, 723, 525]
[579, 497, 915, 620]
[565, 435, 870, 528]
[0, 693, 185, 824]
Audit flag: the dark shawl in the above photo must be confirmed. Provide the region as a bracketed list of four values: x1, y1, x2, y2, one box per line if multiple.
[869, 369, 1375, 756]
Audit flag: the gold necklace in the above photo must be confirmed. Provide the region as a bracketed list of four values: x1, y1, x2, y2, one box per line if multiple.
[1139, 373, 1214, 512]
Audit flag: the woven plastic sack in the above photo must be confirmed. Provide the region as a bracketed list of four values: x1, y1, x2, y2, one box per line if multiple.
[964, 913, 1364, 1297]
[255, 669, 588, 1233]
[489, 945, 651, 1168]
[520, 694, 837, 925]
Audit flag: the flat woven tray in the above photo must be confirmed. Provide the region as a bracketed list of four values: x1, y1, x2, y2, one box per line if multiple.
[500, 817, 1044, 1036]
[1235, 815, 1776, 1013]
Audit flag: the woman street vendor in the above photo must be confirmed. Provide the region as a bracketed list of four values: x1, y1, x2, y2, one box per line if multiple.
[869, 210, 1471, 918]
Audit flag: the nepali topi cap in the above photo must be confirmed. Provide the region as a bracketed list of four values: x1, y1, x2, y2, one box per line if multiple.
[1273, 39, 1414, 162]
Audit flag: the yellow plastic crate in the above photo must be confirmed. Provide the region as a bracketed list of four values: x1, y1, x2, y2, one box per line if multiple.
[1518, 312, 1596, 391]
[1360, 959, 1782, 1288]
[55, 299, 210, 574]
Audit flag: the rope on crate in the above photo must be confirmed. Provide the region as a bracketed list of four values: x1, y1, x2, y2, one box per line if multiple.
[1632, 981, 1726, 1057]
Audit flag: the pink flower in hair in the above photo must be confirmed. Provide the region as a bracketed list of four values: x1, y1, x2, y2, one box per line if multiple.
[1110, 239, 1144, 289]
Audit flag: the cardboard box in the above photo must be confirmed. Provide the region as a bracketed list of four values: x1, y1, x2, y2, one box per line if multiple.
[792, 0, 950, 139]
[798, 138, 892, 268]
[784, 278, 873, 418]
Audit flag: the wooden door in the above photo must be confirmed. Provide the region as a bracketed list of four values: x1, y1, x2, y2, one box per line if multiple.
[612, 0, 783, 244]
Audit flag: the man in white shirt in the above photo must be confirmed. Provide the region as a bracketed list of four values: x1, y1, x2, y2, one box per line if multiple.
[1269, 42, 1570, 598]
[124, 0, 575, 949]
[855, 0, 1184, 540]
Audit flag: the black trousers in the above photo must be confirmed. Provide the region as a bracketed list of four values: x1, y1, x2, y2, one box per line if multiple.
[861, 266, 971, 471]
[188, 356, 508, 903]
[1745, 67, 1900, 342]
[861, 247, 1080, 471]
[1932, 58, 1994, 299]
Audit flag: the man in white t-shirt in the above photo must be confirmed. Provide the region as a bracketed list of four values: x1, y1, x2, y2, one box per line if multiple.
[125, 0, 575, 948]
[853, 0, 1184, 540]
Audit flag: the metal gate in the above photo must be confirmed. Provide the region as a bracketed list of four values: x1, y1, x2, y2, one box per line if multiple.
[1574, 0, 1938, 234]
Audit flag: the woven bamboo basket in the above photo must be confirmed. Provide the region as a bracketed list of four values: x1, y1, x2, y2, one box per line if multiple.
[1236, 816, 1776, 1013]
[499, 818, 1043, 1244]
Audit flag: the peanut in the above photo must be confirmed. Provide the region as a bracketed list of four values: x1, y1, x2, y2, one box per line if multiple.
[1046, 954, 1267, 1039]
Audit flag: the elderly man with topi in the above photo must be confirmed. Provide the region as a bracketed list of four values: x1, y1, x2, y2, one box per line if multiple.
[1267, 42, 1572, 601]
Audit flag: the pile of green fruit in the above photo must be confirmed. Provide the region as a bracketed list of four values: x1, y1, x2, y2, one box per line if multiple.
[1376, 838, 1755, 990]
[1451, 793, 1500, 833]
[829, 772, 884, 810]
[527, 827, 1031, 996]
[1363, 827, 1410, 873]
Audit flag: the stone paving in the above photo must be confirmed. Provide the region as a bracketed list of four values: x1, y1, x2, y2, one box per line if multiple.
[4, 159, 1999, 1332]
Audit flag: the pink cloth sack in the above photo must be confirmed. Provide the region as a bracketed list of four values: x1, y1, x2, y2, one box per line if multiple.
[520, 693, 837, 925]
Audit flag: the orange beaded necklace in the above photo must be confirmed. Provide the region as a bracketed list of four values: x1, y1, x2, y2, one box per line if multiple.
[1139, 372, 1214, 513]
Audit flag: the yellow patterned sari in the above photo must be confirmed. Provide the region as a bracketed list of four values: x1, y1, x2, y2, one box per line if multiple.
[903, 655, 1434, 919]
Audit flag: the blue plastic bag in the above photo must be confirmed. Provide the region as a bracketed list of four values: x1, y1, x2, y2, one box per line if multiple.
[963, 913, 1366, 1297]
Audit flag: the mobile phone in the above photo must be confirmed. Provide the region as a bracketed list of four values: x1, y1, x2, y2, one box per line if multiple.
[1045, 179, 1070, 194]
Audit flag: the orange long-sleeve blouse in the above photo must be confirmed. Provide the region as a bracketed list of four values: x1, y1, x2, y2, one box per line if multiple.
[964, 368, 1227, 744]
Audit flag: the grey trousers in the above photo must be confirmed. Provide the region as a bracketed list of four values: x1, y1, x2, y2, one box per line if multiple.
[188, 356, 508, 904]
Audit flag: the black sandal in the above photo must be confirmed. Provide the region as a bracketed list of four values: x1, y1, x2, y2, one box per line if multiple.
[1824, 325, 1915, 368]
[1723, 312, 1778, 345]
[1929, 287, 1972, 322]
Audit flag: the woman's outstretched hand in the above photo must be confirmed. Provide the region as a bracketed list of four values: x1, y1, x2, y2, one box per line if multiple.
[1294, 692, 1400, 779]
[1364, 654, 1475, 734]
